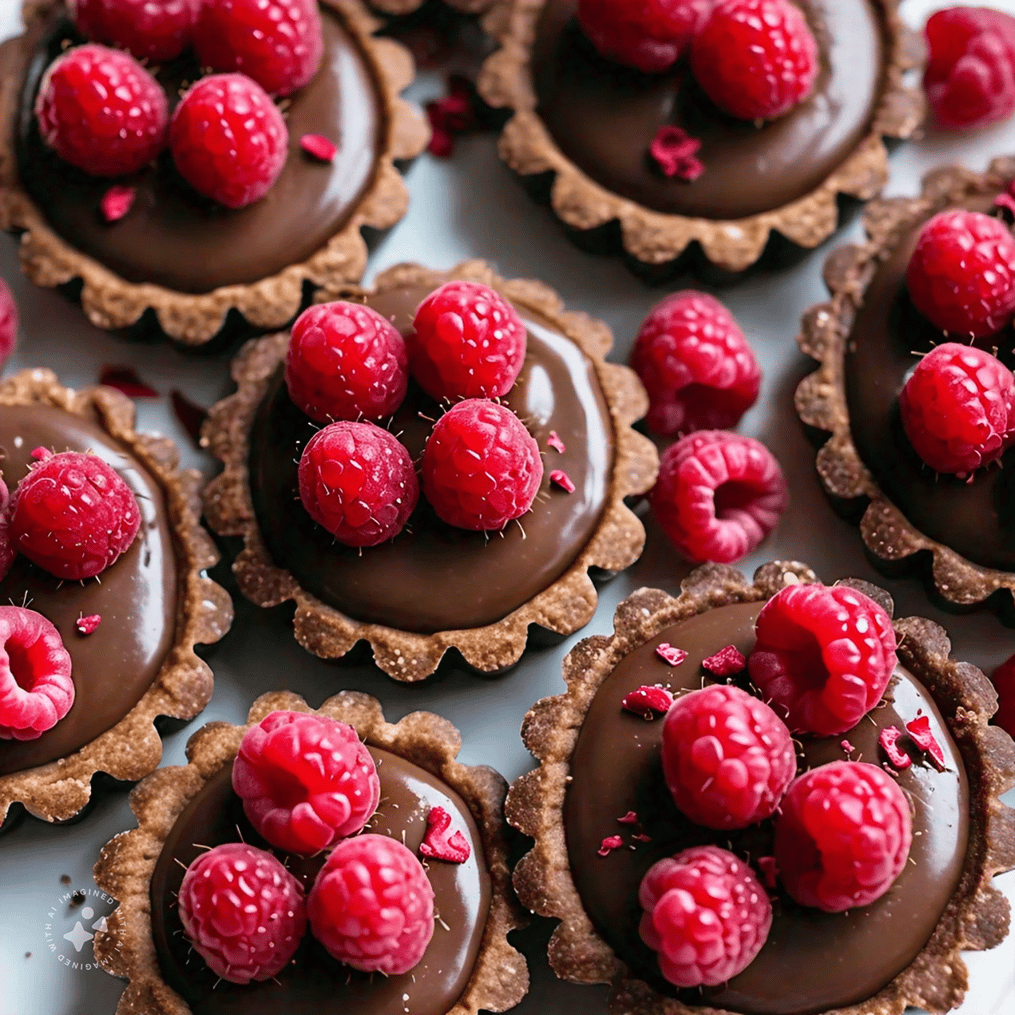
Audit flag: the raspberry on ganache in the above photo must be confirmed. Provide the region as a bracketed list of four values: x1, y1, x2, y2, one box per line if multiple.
[748, 583, 898, 736]
[0, 276, 18, 368]
[661, 684, 796, 829]
[638, 845, 772, 988]
[232, 710, 381, 856]
[285, 302, 409, 424]
[178, 842, 307, 985]
[774, 761, 912, 912]
[0, 477, 14, 583]
[69, 0, 202, 63]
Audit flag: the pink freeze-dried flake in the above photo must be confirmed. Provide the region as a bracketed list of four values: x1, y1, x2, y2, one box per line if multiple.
[549, 469, 575, 493]
[878, 726, 912, 769]
[547, 430, 566, 453]
[100, 185, 136, 222]
[598, 834, 623, 856]
[300, 133, 338, 162]
[419, 805, 471, 863]
[76, 614, 102, 635]
[702, 644, 746, 676]
[905, 715, 947, 770]
[655, 643, 688, 667]
[621, 684, 674, 718]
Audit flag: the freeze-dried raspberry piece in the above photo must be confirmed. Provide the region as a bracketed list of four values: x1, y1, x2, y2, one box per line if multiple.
[702, 644, 746, 676]
[655, 644, 687, 666]
[69, 0, 201, 62]
[622, 684, 675, 718]
[648, 126, 704, 180]
[878, 726, 912, 769]
[905, 715, 947, 769]
[0, 478, 14, 582]
[0, 277, 16, 368]
[419, 806, 471, 863]
[308, 834, 434, 975]
[75, 614, 102, 636]
[300, 134, 338, 162]
[232, 710, 381, 856]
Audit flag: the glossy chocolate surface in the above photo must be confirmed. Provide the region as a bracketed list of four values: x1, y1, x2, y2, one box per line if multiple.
[565, 602, 969, 1015]
[532, 0, 883, 220]
[248, 283, 614, 633]
[843, 197, 1015, 572]
[151, 749, 491, 1015]
[0, 403, 177, 775]
[15, 6, 382, 294]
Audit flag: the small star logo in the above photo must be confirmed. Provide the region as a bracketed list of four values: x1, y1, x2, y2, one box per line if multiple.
[62, 921, 93, 953]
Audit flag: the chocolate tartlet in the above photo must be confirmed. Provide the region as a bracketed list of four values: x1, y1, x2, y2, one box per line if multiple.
[477, 0, 924, 278]
[0, 0, 429, 346]
[0, 369, 232, 824]
[508, 562, 1015, 1015]
[202, 260, 658, 681]
[371, 0, 492, 16]
[796, 155, 1015, 621]
[93, 690, 528, 1015]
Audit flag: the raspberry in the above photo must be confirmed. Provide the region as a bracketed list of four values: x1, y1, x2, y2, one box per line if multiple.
[408, 282, 527, 402]
[178, 842, 306, 984]
[906, 210, 1015, 336]
[0, 607, 74, 741]
[34, 44, 168, 178]
[69, 0, 201, 62]
[630, 291, 761, 436]
[11, 450, 141, 581]
[748, 583, 898, 736]
[0, 479, 14, 583]
[0, 277, 18, 368]
[170, 74, 288, 210]
[285, 302, 409, 424]
[307, 834, 434, 976]
[650, 430, 786, 564]
[421, 400, 543, 531]
[298, 421, 418, 547]
[661, 684, 795, 829]
[990, 653, 1015, 737]
[691, 0, 818, 120]
[232, 710, 380, 856]
[774, 761, 912, 912]
[898, 342, 1015, 476]
[924, 7, 1015, 130]
[194, 0, 323, 98]
[576, 0, 713, 73]
[638, 845, 772, 987]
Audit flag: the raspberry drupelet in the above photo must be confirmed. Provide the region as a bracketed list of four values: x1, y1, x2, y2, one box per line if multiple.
[69, 0, 202, 63]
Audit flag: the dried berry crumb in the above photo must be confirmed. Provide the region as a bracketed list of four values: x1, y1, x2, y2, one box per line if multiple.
[878, 726, 912, 769]
[621, 684, 674, 718]
[547, 430, 566, 453]
[549, 469, 575, 493]
[648, 125, 704, 180]
[419, 805, 471, 864]
[905, 716, 947, 770]
[701, 644, 747, 677]
[598, 834, 623, 856]
[100, 184, 136, 223]
[76, 614, 102, 635]
[617, 810, 638, 825]
[840, 739, 855, 754]
[300, 133, 337, 162]
[655, 643, 688, 667]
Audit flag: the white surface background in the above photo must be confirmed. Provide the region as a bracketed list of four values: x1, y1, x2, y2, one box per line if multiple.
[0, 1, 1014, 1012]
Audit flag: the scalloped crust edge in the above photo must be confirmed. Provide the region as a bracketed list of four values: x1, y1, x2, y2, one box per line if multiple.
[476, 0, 925, 274]
[0, 369, 233, 824]
[506, 561, 1015, 1015]
[92, 689, 529, 1015]
[200, 258, 659, 682]
[370, 0, 493, 15]
[795, 155, 1015, 615]
[0, 0, 430, 347]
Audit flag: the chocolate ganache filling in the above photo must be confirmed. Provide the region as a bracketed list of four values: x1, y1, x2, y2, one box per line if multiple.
[565, 602, 969, 1015]
[0, 403, 177, 775]
[843, 196, 1015, 572]
[531, 0, 884, 220]
[15, 4, 382, 294]
[151, 750, 491, 1015]
[248, 282, 614, 634]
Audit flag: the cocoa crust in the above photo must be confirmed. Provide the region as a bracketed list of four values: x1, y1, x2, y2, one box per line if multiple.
[507, 562, 1015, 1015]
[795, 155, 1015, 615]
[0, 0, 430, 346]
[475, 0, 925, 274]
[200, 259, 659, 682]
[0, 369, 233, 824]
[92, 690, 529, 1015]
[370, 0, 493, 15]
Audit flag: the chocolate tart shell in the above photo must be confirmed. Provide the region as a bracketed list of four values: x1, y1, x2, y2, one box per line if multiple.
[201, 259, 658, 682]
[795, 155, 1015, 618]
[0, 369, 233, 824]
[476, 0, 924, 277]
[0, 0, 430, 347]
[506, 561, 1015, 1015]
[92, 689, 528, 1015]
[371, 0, 493, 16]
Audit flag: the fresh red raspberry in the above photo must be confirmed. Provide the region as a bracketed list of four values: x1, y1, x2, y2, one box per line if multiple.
[421, 399, 543, 531]
[69, 0, 201, 62]
[899, 342, 1015, 476]
[34, 44, 168, 178]
[650, 430, 786, 564]
[10, 450, 141, 581]
[990, 653, 1015, 738]
[748, 583, 898, 736]
[285, 302, 409, 424]
[691, 0, 818, 120]
[298, 421, 418, 547]
[194, 0, 323, 98]
[232, 710, 381, 856]
[638, 845, 772, 987]
[661, 684, 795, 830]
[630, 291, 761, 436]
[924, 7, 1015, 130]
[408, 282, 527, 402]
[0, 607, 74, 741]
[170, 74, 288, 209]
[576, 0, 713, 74]
[774, 761, 913, 912]
[0, 277, 18, 368]
[178, 842, 306, 984]
[0, 479, 14, 583]
[307, 834, 434, 976]
[906, 210, 1015, 337]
